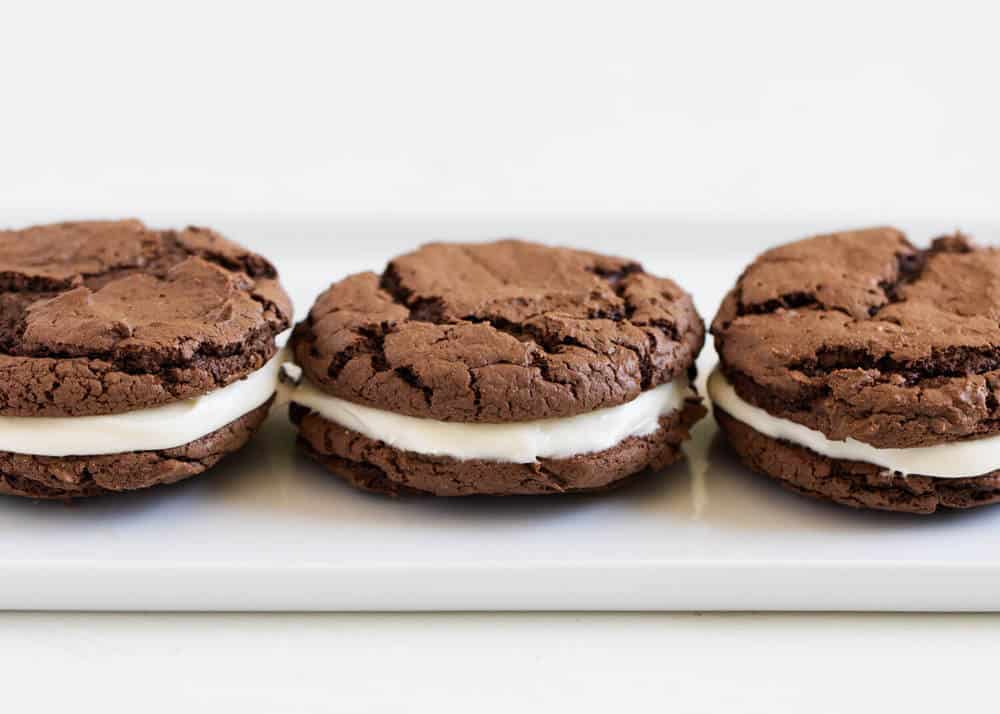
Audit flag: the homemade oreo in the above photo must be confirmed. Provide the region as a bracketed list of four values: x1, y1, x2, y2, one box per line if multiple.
[710, 227, 1000, 513]
[289, 239, 705, 496]
[0, 219, 292, 499]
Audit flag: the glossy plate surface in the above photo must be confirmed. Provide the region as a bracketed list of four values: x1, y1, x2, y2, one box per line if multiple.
[4, 219, 999, 611]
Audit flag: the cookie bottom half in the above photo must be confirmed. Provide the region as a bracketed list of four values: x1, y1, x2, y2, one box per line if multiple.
[291, 400, 706, 496]
[0, 398, 274, 500]
[714, 408, 1000, 514]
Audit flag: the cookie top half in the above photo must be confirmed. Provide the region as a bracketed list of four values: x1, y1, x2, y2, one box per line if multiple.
[292, 239, 704, 422]
[0, 220, 292, 417]
[712, 227, 1000, 448]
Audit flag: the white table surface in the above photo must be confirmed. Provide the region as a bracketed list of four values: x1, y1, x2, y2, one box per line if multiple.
[3, 611, 998, 712]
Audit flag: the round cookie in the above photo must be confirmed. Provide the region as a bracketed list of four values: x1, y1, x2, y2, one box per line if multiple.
[0, 219, 290, 417]
[710, 227, 1000, 513]
[0, 400, 273, 499]
[713, 408, 1000, 513]
[0, 219, 292, 499]
[289, 239, 706, 496]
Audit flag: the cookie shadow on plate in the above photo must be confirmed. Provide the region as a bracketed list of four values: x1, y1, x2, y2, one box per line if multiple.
[192, 405, 694, 529]
[0, 461, 236, 524]
[285, 449, 694, 527]
[0, 409, 298, 522]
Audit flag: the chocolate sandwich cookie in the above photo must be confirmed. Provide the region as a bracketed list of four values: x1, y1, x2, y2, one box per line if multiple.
[0, 219, 292, 499]
[710, 227, 1000, 513]
[288, 239, 706, 496]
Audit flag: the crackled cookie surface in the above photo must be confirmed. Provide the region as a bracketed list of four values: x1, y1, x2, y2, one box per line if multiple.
[0, 219, 291, 417]
[710, 227, 1000, 513]
[0, 220, 291, 499]
[290, 239, 705, 496]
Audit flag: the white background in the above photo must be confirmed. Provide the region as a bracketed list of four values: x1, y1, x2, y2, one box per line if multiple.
[2, 0, 999, 225]
[3, 1, 1000, 712]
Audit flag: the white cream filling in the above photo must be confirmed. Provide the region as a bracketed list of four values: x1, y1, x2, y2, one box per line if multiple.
[290, 375, 692, 463]
[0, 352, 284, 457]
[708, 367, 1000, 479]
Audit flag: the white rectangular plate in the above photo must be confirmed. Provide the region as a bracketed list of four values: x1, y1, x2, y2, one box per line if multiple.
[4, 219, 1000, 612]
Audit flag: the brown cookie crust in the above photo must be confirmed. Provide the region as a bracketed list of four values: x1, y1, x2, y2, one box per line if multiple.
[291, 240, 704, 423]
[715, 408, 1000, 514]
[0, 398, 274, 500]
[0, 220, 292, 417]
[712, 228, 1000, 448]
[292, 399, 706, 496]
